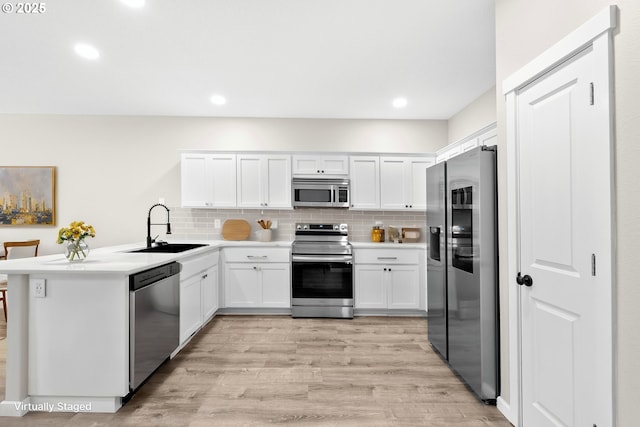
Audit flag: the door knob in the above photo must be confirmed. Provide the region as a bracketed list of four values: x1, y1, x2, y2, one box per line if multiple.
[516, 272, 533, 287]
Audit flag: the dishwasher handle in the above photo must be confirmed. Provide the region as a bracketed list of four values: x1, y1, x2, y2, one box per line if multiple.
[130, 262, 181, 291]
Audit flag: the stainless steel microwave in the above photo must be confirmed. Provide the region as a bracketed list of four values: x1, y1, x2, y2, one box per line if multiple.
[292, 178, 350, 208]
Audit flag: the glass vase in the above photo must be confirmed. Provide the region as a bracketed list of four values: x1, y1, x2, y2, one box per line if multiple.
[65, 239, 90, 262]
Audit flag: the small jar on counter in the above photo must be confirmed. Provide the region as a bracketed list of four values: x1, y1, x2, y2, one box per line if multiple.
[371, 225, 385, 242]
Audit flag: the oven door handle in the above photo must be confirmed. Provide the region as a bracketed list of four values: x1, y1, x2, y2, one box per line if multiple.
[292, 255, 353, 263]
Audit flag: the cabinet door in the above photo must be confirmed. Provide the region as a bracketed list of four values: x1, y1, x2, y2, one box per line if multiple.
[260, 263, 291, 307]
[263, 155, 292, 209]
[354, 265, 386, 308]
[380, 157, 407, 210]
[387, 265, 420, 309]
[181, 153, 209, 207]
[224, 264, 259, 307]
[350, 156, 380, 210]
[321, 156, 349, 175]
[180, 274, 203, 344]
[236, 155, 263, 208]
[293, 155, 349, 176]
[407, 158, 433, 210]
[201, 265, 218, 321]
[181, 153, 236, 208]
[292, 155, 322, 175]
[209, 154, 237, 207]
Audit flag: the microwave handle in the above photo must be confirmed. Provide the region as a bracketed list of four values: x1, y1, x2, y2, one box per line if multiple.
[331, 186, 336, 204]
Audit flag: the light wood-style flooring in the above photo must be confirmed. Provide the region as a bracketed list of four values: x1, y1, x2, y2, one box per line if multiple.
[0, 315, 512, 426]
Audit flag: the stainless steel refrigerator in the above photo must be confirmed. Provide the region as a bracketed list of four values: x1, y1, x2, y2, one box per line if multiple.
[426, 145, 499, 403]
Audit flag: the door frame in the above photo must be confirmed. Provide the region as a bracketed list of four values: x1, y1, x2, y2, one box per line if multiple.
[501, 6, 617, 426]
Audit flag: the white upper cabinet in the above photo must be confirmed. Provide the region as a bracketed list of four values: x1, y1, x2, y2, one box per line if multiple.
[478, 126, 497, 147]
[380, 156, 434, 211]
[436, 123, 497, 164]
[237, 154, 292, 209]
[292, 154, 349, 177]
[181, 153, 236, 208]
[349, 156, 380, 210]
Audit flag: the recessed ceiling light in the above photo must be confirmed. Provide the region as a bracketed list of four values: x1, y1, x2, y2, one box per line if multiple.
[210, 94, 227, 106]
[120, 0, 145, 8]
[74, 43, 100, 60]
[392, 97, 408, 109]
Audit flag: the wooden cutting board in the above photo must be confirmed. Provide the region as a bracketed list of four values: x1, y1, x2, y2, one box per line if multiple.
[221, 219, 251, 241]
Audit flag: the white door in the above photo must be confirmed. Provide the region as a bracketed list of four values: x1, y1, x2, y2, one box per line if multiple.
[408, 158, 433, 210]
[349, 156, 380, 210]
[180, 274, 202, 344]
[517, 46, 611, 427]
[236, 155, 263, 208]
[354, 265, 386, 309]
[260, 264, 291, 307]
[224, 264, 259, 307]
[387, 265, 420, 309]
[263, 155, 292, 209]
[380, 157, 406, 210]
[181, 153, 209, 207]
[201, 265, 218, 321]
[321, 156, 349, 175]
[209, 154, 237, 207]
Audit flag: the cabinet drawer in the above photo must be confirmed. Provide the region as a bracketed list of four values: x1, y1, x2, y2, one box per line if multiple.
[181, 250, 219, 278]
[355, 248, 419, 265]
[223, 247, 290, 263]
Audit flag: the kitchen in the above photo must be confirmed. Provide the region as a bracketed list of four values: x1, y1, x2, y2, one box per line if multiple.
[1, 1, 639, 426]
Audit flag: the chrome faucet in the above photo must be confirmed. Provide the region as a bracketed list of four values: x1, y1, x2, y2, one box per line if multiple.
[147, 203, 172, 248]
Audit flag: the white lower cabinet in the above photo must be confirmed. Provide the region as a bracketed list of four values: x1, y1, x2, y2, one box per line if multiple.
[260, 264, 292, 307]
[180, 273, 203, 343]
[354, 265, 387, 309]
[201, 264, 219, 321]
[223, 247, 291, 308]
[180, 250, 219, 344]
[224, 264, 259, 306]
[354, 248, 423, 311]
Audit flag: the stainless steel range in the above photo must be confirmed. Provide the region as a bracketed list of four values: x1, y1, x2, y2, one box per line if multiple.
[291, 223, 353, 318]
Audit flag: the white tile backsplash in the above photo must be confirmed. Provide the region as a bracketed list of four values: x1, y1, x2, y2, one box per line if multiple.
[169, 207, 425, 243]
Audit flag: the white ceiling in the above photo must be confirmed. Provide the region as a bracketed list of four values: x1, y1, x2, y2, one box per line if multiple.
[0, 0, 496, 120]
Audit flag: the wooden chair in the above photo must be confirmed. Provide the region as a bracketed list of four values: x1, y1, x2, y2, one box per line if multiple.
[4, 240, 40, 259]
[0, 239, 40, 321]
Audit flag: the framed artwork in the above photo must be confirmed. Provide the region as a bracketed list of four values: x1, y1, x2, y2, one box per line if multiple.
[0, 166, 56, 225]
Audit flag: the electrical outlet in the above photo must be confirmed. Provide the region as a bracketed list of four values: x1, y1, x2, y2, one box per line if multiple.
[32, 279, 46, 298]
[214, 219, 221, 229]
[159, 197, 165, 205]
[271, 220, 278, 229]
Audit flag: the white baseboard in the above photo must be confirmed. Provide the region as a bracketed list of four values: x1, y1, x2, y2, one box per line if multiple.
[0, 399, 31, 417]
[497, 396, 517, 426]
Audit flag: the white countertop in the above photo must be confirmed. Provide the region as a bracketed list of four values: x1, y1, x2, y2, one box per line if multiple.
[0, 240, 292, 275]
[350, 241, 425, 249]
[0, 239, 424, 275]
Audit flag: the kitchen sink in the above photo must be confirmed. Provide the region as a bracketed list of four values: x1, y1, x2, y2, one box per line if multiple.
[128, 243, 209, 253]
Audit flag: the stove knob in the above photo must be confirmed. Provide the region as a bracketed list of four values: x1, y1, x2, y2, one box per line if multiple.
[303, 225, 308, 230]
[333, 225, 339, 230]
[296, 225, 302, 230]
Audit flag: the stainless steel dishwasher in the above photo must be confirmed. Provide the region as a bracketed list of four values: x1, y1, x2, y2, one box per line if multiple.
[129, 261, 181, 390]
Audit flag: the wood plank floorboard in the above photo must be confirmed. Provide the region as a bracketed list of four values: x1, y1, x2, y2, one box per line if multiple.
[0, 315, 512, 426]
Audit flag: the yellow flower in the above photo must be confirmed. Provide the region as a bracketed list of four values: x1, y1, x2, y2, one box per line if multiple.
[56, 220, 96, 244]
